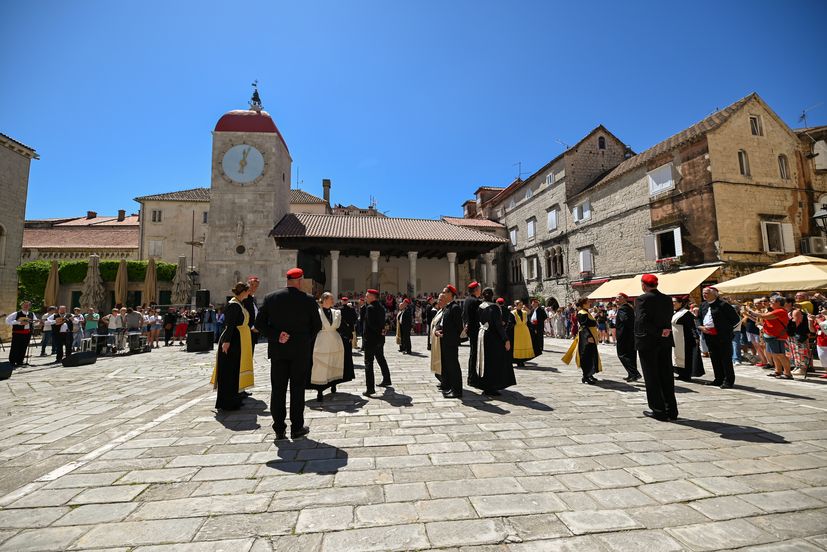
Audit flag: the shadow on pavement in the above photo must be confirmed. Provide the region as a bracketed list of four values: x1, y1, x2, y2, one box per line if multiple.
[498, 389, 554, 411]
[371, 386, 413, 407]
[460, 391, 510, 415]
[266, 438, 349, 474]
[672, 419, 789, 443]
[307, 392, 368, 414]
[726, 384, 818, 401]
[214, 397, 267, 431]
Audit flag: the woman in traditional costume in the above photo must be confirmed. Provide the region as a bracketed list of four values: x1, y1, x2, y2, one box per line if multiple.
[498, 298, 515, 367]
[475, 288, 515, 395]
[309, 292, 346, 402]
[562, 297, 602, 384]
[212, 282, 255, 411]
[511, 300, 535, 366]
[671, 296, 705, 381]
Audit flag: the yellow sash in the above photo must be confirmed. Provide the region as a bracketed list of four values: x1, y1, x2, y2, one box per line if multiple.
[210, 298, 255, 391]
[430, 309, 444, 375]
[562, 310, 603, 372]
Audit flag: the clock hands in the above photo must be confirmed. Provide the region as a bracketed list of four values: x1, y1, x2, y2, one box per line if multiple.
[238, 146, 251, 174]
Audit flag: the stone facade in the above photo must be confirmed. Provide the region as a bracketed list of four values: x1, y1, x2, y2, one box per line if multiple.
[138, 198, 209, 269]
[0, 134, 36, 339]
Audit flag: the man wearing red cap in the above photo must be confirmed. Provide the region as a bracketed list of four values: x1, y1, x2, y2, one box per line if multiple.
[435, 284, 464, 398]
[254, 267, 322, 440]
[615, 293, 641, 382]
[635, 274, 678, 421]
[362, 289, 392, 395]
[463, 282, 482, 386]
[397, 298, 413, 354]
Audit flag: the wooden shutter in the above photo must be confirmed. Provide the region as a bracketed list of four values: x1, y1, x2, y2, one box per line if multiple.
[644, 234, 657, 261]
[760, 221, 770, 253]
[781, 223, 795, 253]
[583, 201, 591, 220]
[673, 228, 683, 257]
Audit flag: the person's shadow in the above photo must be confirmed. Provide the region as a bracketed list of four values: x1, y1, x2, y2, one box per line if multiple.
[307, 392, 368, 414]
[372, 386, 413, 407]
[213, 398, 267, 431]
[265, 438, 349, 474]
[672, 419, 789, 443]
[496, 389, 554, 411]
[460, 391, 510, 415]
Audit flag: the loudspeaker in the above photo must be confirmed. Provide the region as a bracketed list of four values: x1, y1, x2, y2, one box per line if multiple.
[0, 362, 12, 380]
[187, 331, 214, 352]
[62, 351, 97, 367]
[196, 289, 211, 309]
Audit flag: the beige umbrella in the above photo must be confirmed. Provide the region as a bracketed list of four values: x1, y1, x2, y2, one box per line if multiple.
[715, 255, 827, 294]
[171, 256, 191, 305]
[80, 255, 105, 309]
[44, 260, 60, 307]
[114, 259, 128, 306]
[144, 258, 158, 305]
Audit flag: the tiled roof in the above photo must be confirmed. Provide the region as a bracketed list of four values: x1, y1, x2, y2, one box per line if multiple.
[23, 227, 140, 249]
[587, 93, 758, 193]
[56, 215, 140, 227]
[441, 216, 505, 229]
[134, 188, 211, 202]
[0, 132, 38, 157]
[271, 214, 508, 244]
[290, 189, 326, 204]
[795, 125, 827, 134]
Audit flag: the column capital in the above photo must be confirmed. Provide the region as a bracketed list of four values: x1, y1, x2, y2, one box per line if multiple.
[330, 250, 340, 260]
[369, 250, 381, 261]
[407, 251, 418, 259]
[446, 252, 457, 262]
[483, 252, 496, 263]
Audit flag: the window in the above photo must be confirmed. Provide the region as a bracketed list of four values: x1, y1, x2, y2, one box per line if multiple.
[547, 208, 558, 232]
[554, 247, 565, 277]
[509, 227, 518, 246]
[527, 218, 536, 240]
[525, 187, 533, 201]
[545, 250, 553, 278]
[738, 150, 750, 176]
[151, 209, 163, 223]
[598, 136, 606, 150]
[647, 163, 675, 195]
[578, 248, 594, 273]
[526, 256, 539, 279]
[546, 246, 565, 278]
[148, 240, 163, 257]
[508, 198, 516, 210]
[655, 228, 683, 259]
[510, 258, 523, 283]
[545, 174, 554, 186]
[778, 155, 790, 180]
[749, 115, 763, 136]
[572, 200, 591, 223]
[202, 211, 209, 224]
[761, 221, 795, 254]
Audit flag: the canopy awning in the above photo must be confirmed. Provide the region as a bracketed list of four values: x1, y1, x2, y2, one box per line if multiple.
[715, 255, 827, 294]
[588, 266, 720, 299]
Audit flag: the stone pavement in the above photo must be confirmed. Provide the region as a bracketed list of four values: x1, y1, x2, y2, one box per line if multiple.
[0, 336, 826, 551]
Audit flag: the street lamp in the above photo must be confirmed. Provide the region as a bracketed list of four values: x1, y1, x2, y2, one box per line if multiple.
[814, 207, 827, 234]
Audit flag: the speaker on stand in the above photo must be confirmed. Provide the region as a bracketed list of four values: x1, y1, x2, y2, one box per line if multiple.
[195, 290, 210, 310]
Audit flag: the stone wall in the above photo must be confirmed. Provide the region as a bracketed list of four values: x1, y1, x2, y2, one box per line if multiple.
[0, 143, 34, 338]
[139, 200, 209, 268]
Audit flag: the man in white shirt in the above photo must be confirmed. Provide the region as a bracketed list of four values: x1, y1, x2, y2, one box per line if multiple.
[47, 306, 72, 363]
[5, 301, 38, 366]
[39, 306, 57, 357]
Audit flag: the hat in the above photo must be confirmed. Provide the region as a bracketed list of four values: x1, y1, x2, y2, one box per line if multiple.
[641, 273, 658, 286]
[496, 298, 505, 304]
[340, 296, 349, 302]
[445, 284, 457, 295]
[617, 292, 629, 299]
[286, 268, 303, 280]
[366, 288, 379, 295]
[467, 281, 480, 290]
[403, 298, 411, 304]
[704, 286, 719, 293]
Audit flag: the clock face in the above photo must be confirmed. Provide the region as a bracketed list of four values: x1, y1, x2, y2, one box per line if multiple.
[221, 144, 265, 183]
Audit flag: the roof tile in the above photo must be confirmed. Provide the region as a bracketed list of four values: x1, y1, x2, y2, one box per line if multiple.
[23, 227, 140, 249]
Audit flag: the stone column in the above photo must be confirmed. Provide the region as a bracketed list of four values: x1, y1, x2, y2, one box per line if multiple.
[469, 258, 478, 285]
[330, 250, 340, 299]
[447, 252, 457, 287]
[407, 251, 418, 297]
[484, 252, 496, 287]
[369, 250, 381, 290]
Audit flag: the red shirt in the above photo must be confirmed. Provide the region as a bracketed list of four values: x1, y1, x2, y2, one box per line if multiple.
[762, 308, 789, 338]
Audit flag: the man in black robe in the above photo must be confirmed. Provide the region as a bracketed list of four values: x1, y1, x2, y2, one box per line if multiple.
[475, 288, 516, 395]
[398, 299, 413, 354]
[634, 274, 677, 421]
[338, 297, 358, 383]
[614, 293, 641, 382]
[498, 298, 515, 367]
[463, 282, 481, 387]
[436, 285, 464, 398]
[362, 289, 391, 395]
[255, 268, 321, 441]
[529, 298, 548, 357]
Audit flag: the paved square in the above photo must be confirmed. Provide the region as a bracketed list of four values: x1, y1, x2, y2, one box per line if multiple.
[1, 336, 826, 550]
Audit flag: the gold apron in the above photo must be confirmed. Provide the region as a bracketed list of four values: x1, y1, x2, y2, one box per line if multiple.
[562, 309, 603, 372]
[210, 298, 255, 391]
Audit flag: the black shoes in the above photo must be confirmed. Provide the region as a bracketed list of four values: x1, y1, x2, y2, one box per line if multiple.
[363, 389, 375, 397]
[582, 377, 598, 385]
[624, 375, 641, 382]
[378, 380, 391, 387]
[704, 380, 723, 386]
[292, 426, 310, 440]
[316, 392, 324, 402]
[483, 390, 501, 396]
[720, 382, 734, 389]
[443, 391, 463, 399]
[274, 432, 287, 441]
[643, 410, 669, 422]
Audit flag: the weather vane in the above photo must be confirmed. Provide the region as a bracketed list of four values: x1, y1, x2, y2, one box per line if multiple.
[249, 80, 262, 112]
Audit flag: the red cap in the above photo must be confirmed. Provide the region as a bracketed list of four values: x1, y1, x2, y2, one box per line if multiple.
[340, 296, 349, 302]
[445, 284, 457, 295]
[403, 298, 411, 304]
[467, 281, 480, 290]
[496, 298, 505, 304]
[286, 268, 304, 280]
[641, 273, 658, 286]
[366, 288, 379, 295]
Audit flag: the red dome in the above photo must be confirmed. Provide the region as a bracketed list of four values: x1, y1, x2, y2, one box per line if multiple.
[214, 109, 289, 151]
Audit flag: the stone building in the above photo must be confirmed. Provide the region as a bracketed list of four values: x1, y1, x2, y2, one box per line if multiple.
[0, 133, 37, 338]
[22, 210, 139, 262]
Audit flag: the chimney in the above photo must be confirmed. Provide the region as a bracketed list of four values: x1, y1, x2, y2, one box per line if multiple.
[322, 178, 331, 203]
[117, 209, 125, 222]
[86, 210, 97, 219]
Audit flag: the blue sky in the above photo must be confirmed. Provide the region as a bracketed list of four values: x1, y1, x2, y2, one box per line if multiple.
[3, 0, 826, 220]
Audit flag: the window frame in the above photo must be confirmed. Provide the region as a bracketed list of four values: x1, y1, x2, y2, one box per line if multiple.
[202, 211, 209, 224]
[778, 154, 790, 180]
[524, 187, 533, 201]
[526, 217, 536, 240]
[546, 207, 558, 232]
[738, 149, 751, 177]
[509, 227, 518, 246]
[148, 239, 163, 258]
[654, 227, 683, 260]
[749, 115, 764, 137]
[578, 248, 594, 274]
[572, 200, 591, 223]
[151, 209, 163, 223]
[647, 163, 675, 196]
[760, 221, 795, 254]
[598, 136, 606, 150]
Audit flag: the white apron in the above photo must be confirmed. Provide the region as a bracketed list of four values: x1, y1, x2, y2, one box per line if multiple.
[311, 308, 345, 385]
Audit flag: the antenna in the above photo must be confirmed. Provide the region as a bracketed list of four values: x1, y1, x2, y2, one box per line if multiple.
[554, 138, 570, 150]
[512, 162, 529, 180]
[799, 102, 823, 128]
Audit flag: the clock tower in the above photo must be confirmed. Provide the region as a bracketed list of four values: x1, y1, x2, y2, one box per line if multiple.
[201, 88, 295, 298]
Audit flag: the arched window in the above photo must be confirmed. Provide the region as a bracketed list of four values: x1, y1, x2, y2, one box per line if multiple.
[545, 250, 553, 277]
[598, 136, 606, 150]
[0, 224, 6, 266]
[778, 154, 790, 180]
[738, 150, 750, 176]
[555, 247, 565, 277]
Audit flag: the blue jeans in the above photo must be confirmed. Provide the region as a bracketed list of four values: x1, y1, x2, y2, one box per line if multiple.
[732, 334, 743, 362]
[203, 322, 215, 333]
[40, 331, 54, 354]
